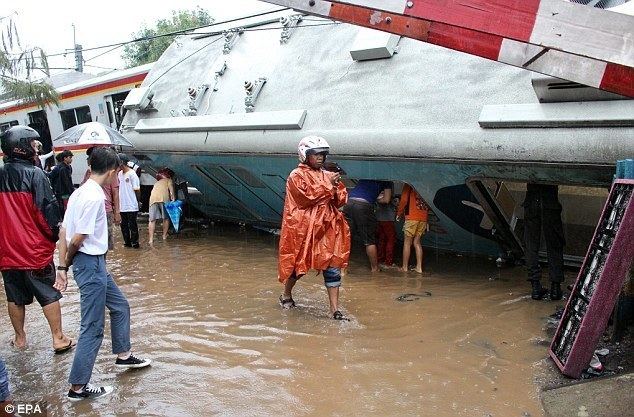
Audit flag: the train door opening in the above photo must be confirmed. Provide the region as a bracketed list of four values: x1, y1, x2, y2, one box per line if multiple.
[466, 179, 608, 266]
[105, 92, 129, 129]
[27, 110, 53, 168]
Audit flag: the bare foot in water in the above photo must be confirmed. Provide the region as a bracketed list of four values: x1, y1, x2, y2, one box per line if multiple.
[10, 337, 27, 349]
[415, 268, 423, 274]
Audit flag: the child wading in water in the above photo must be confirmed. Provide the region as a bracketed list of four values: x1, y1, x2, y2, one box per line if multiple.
[397, 183, 429, 274]
[278, 136, 351, 320]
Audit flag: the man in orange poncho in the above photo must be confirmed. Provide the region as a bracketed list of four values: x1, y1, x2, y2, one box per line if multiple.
[278, 136, 351, 320]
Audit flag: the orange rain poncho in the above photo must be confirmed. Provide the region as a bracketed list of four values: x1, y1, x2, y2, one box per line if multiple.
[278, 163, 351, 283]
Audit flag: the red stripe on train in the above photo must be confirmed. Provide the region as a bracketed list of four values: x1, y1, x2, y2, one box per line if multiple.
[0, 73, 147, 115]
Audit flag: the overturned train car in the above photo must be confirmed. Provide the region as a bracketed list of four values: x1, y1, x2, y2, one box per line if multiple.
[120, 10, 634, 260]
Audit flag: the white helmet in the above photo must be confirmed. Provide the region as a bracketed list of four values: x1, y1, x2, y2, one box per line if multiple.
[297, 135, 330, 163]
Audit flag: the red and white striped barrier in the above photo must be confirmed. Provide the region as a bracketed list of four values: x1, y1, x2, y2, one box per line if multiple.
[263, 0, 634, 97]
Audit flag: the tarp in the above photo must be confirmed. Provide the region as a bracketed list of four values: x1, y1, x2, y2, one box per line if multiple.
[164, 200, 183, 232]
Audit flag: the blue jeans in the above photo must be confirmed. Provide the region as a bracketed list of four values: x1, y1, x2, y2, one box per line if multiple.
[0, 358, 10, 401]
[69, 252, 131, 385]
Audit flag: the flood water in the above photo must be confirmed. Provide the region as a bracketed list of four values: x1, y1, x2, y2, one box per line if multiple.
[0, 224, 566, 417]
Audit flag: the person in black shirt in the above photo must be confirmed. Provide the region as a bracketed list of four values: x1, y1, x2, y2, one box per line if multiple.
[48, 150, 75, 214]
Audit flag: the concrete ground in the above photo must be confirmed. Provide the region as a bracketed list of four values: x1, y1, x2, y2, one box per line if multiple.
[541, 373, 634, 417]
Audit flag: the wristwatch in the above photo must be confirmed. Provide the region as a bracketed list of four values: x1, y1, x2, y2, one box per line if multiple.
[57, 266, 69, 271]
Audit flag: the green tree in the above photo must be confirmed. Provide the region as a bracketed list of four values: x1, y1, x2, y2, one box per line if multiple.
[0, 13, 58, 107]
[122, 8, 214, 68]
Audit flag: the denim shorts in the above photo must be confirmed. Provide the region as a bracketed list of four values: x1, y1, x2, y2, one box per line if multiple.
[292, 267, 342, 288]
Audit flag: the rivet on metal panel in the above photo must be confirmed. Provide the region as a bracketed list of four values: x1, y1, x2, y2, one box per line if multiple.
[406, 1, 414, 8]
[309, 1, 316, 7]
[385, 17, 392, 24]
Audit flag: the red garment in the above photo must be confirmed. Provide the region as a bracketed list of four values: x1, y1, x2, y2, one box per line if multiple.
[278, 164, 351, 282]
[0, 159, 60, 270]
[377, 221, 396, 265]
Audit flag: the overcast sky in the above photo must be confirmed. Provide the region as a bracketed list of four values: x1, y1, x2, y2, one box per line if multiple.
[0, 0, 280, 76]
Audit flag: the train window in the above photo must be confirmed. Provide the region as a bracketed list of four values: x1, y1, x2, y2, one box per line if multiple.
[60, 106, 92, 130]
[76, 106, 92, 124]
[0, 120, 18, 132]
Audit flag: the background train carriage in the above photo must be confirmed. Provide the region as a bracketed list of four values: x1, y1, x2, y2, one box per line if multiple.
[0, 63, 151, 184]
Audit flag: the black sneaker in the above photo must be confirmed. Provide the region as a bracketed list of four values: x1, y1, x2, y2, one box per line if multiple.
[67, 384, 113, 401]
[115, 354, 151, 369]
[132, 243, 140, 249]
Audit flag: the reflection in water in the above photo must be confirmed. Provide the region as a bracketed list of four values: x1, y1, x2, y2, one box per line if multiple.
[0, 225, 561, 416]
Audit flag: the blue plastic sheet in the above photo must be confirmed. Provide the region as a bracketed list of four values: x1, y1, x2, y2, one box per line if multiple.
[616, 159, 634, 180]
[164, 200, 183, 232]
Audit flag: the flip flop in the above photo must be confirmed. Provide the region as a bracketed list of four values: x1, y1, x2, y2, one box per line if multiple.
[54, 339, 76, 355]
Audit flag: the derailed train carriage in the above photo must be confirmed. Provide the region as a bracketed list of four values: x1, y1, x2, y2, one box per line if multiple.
[120, 7, 634, 262]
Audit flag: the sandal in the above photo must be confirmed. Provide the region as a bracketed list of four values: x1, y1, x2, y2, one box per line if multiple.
[332, 310, 348, 321]
[279, 295, 296, 309]
[54, 339, 76, 355]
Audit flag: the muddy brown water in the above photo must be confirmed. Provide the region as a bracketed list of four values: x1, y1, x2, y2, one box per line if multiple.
[0, 225, 566, 416]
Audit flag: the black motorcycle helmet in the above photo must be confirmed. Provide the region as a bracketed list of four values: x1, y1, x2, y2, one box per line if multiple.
[0, 125, 39, 160]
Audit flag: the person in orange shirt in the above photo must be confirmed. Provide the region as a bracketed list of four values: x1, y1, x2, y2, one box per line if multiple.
[396, 183, 429, 274]
[278, 136, 351, 320]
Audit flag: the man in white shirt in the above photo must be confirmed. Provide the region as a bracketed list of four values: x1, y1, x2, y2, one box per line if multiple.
[117, 154, 141, 248]
[55, 148, 150, 401]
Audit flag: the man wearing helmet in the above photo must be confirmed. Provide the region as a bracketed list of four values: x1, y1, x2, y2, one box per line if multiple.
[0, 126, 75, 353]
[278, 136, 351, 320]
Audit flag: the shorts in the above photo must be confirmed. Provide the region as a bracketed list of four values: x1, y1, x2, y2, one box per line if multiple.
[106, 212, 115, 251]
[343, 200, 377, 245]
[149, 203, 165, 221]
[2, 263, 62, 307]
[403, 220, 427, 238]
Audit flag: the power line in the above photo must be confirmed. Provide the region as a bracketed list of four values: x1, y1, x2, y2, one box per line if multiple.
[84, 64, 120, 71]
[145, 22, 341, 87]
[83, 21, 340, 62]
[84, 44, 124, 63]
[30, 8, 289, 59]
[147, 36, 223, 88]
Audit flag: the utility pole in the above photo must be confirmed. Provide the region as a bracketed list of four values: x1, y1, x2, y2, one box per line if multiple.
[72, 23, 83, 72]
